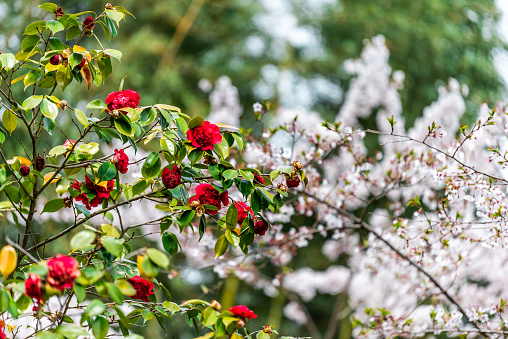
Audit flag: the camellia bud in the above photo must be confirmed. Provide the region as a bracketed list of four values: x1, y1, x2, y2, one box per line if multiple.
[77, 57, 86, 68]
[277, 183, 287, 192]
[63, 196, 73, 208]
[203, 155, 217, 165]
[237, 319, 245, 328]
[19, 165, 31, 177]
[211, 300, 222, 311]
[0, 245, 17, 279]
[60, 100, 67, 110]
[291, 160, 302, 170]
[61, 48, 71, 59]
[105, 3, 113, 9]
[49, 54, 62, 65]
[263, 325, 272, 335]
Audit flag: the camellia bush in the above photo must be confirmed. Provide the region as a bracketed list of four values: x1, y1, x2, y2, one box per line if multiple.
[2, 3, 508, 339]
[0, 3, 307, 339]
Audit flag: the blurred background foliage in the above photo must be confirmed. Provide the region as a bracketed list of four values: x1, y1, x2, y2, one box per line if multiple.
[0, 0, 506, 337]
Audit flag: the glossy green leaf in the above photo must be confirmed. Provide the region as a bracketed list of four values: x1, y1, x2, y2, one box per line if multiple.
[40, 98, 58, 121]
[147, 248, 170, 269]
[114, 114, 135, 137]
[21, 95, 43, 110]
[86, 99, 108, 110]
[98, 161, 117, 181]
[92, 316, 109, 339]
[70, 230, 96, 251]
[41, 198, 64, 214]
[102, 236, 124, 257]
[214, 234, 228, 258]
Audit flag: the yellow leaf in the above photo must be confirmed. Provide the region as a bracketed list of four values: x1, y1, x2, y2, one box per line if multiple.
[214, 123, 240, 131]
[10, 74, 25, 85]
[43, 172, 61, 185]
[13, 156, 31, 167]
[0, 245, 17, 279]
[80, 63, 92, 89]
[73, 45, 88, 53]
[2, 110, 17, 135]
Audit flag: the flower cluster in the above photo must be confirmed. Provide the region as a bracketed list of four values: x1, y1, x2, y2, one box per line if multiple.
[128, 276, 154, 302]
[71, 176, 114, 210]
[187, 121, 222, 151]
[189, 183, 229, 215]
[24, 255, 80, 304]
[105, 89, 141, 112]
[161, 165, 182, 189]
[112, 148, 129, 174]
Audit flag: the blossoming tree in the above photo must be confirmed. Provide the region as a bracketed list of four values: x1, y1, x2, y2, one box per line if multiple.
[0, 4, 305, 339]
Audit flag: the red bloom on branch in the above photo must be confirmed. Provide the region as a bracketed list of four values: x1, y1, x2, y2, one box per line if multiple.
[189, 183, 229, 215]
[235, 202, 253, 226]
[25, 273, 43, 302]
[71, 176, 115, 210]
[0, 326, 5, 339]
[228, 305, 258, 320]
[19, 165, 30, 177]
[254, 218, 269, 236]
[105, 89, 140, 112]
[161, 165, 181, 189]
[254, 173, 265, 185]
[128, 276, 154, 302]
[187, 121, 222, 151]
[286, 175, 300, 188]
[82, 16, 95, 30]
[46, 254, 80, 290]
[49, 54, 62, 65]
[112, 149, 129, 174]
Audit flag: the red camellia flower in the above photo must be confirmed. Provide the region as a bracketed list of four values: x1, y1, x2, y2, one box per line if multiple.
[254, 173, 265, 185]
[128, 276, 154, 302]
[19, 165, 30, 177]
[189, 183, 229, 215]
[286, 175, 300, 188]
[49, 54, 62, 65]
[112, 148, 129, 174]
[105, 89, 140, 112]
[25, 273, 43, 302]
[229, 305, 258, 321]
[187, 121, 222, 151]
[46, 254, 80, 290]
[161, 165, 182, 189]
[254, 218, 269, 236]
[77, 57, 86, 68]
[82, 16, 95, 30]
[0, 326, 6, 339]
[71, 176, 115, 210]
[235, 201, 253, 226]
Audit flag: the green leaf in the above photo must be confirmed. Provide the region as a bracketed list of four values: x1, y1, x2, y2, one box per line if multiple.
[0, 53, 16, 71]
[24, 69, 42, 89]
[49, 145, 67, 157]
[102, 236, 124, 257]
[114, 114, 135, 137]
[225, 204, 238, 230]
[141, 156, 161, 180]
[162, 233, 180, 258]
[46, 20, 65, 34]
[74, 109, 89, 128]
[86, 99, 108, 110]
[256, 332, 270, 339]
[55, 324, 89, 338]
[75, 204, 90, 217]
[0, 290, 9, 312]
[214, 234, 228, 258]
[40, 98, 59, 121]
[2, 110, 17, 135]
[213, 137, 229, 160]
[36, 332, 64, 339]
[239, 169, 254, 182]
[98, 161, 117, 181]
[41, 198, 64, 214]
[66, 26, 81, 40]
[92, 316, 109, 339]
[232, 133, 245, 150]
[257, 187, 274, 203]
[146, 151, 160, 168]
[115, 279, 136, 296]
[74, 284, 86, 303]
[140, 107, 157, 126]
[188, 116, 204, 129]
[104, 49, 122, 61]
[225, 230, 240, 248]
[39, 3, 58, 12]
[24, 21, 47, 35]
[86, 299, 106, 317]
[21, 35, 40, 52]
[70, 230, 96, 251]
[142, 309, 154, 323]
[222, 169, 238, 181]
[21, 95, 43, 110]
[147, 248, 170, 269]
[106, 9, 124, 25]
[187, 149, 203, 164]
[179, 209, 195, 226]
[107, 283, 124, 303]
